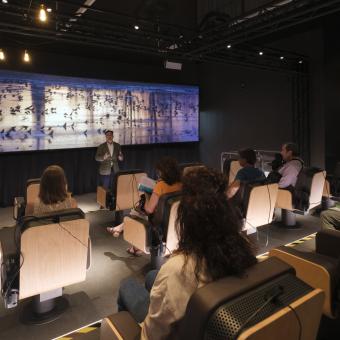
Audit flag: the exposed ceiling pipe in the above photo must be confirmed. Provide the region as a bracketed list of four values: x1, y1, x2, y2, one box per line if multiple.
[75, 0, 96, 17]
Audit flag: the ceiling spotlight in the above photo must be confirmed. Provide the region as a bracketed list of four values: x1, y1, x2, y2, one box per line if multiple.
[46, 8, 52, 12]
[0, 49, 5, 61]
[134, 25, 139, 30]
[2, 0, 8, 4]
[23, 50, 30, 63]
[39, 4, 47, 22]
[280, 56, 284, 60]
[259, 51, 263, 56]
[299, 60, 303, 64]
[227, 44, 232, 49]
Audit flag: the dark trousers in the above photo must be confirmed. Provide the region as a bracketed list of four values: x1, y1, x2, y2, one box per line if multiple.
[117, 270, 159, 323]
[99, 172, 115, 190]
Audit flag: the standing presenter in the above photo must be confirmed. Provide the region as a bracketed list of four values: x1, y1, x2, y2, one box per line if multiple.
[95, 130, 123, 190]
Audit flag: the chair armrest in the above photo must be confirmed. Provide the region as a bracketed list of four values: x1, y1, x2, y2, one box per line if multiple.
[123, 216, 150, 254]
[100, 311, 141, 340]
[275, 189, 293, 210]
[316, 229, 340, 259]
[269, 246, 339, 318]
[13, 197, 25, 221]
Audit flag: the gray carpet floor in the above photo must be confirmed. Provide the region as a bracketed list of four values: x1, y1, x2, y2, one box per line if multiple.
[0, 193, 323, 340]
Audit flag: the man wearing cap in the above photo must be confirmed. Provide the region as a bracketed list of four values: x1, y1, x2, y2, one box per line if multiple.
[95, 130, 123, 190]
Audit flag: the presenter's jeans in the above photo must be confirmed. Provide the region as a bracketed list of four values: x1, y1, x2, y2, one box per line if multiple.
[117, 270, 158, 322]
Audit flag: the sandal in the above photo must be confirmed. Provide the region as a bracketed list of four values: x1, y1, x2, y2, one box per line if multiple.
[106, 227, 122, 238]
[126, 246, 143, 257]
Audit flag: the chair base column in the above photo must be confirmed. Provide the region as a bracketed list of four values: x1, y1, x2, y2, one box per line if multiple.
[281, 209, 299, 228]
[21, 295, 69, 325]
[150, 245, 166, 270]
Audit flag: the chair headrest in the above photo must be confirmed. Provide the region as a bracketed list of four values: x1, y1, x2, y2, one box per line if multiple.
[27, 178, 40, 187]
[21, 208, 85, 232]
[114, 169, 145, 178]
[179, 257, 296, 339]
[316, 229, 340, 259]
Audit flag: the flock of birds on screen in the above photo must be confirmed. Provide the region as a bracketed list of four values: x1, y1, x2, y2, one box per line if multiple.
[0, 76, 199, 152]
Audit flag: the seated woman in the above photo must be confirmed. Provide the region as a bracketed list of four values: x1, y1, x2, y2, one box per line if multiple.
[226, 148, 265, 199]
[117, 167, 257, 338]
[33, 165, 77, 215]
[107, 157, 182, 255]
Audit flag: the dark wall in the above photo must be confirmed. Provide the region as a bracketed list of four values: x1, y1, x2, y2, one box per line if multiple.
[198, 62, 292, 168]
[324, 17, 340, 171]
[270, 27, 325, 169]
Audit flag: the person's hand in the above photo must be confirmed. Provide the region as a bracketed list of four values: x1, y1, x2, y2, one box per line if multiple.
[118, 152, 123, 161]
[103, 152, 110, 160]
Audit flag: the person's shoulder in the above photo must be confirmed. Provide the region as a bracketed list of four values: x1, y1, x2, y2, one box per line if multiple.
[160, 254, 187, 274]
[98, 142, 106, 148]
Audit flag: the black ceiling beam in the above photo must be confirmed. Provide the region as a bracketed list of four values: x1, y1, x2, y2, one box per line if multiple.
[186, 0, 340, 57]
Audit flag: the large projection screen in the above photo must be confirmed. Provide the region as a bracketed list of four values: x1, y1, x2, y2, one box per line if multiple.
[0, 70, 199, 152]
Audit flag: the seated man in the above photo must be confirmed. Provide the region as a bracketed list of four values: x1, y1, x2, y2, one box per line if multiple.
[321, 208, 340, 230]
[227, 148, 265, 199]
[277, 142, 304, 189]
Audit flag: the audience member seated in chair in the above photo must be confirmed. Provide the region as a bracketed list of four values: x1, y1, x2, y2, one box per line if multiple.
[226, 148, 265, 199]
[33, 165, 77, 215]
[108, 157, 182, 256]
[116, 167, 257, 338]
[321, 208, 340, 230]
[277, 142, 304, 189]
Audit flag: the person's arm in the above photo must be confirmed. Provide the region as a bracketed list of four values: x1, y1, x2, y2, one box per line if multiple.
[144, 192, 159, 214]
[226, 179, 241, 199]
[70, 198, 78, 208]
[278, 163, 299, 188]
[118, 144, 123, 161]
[95, 145, 109, 162]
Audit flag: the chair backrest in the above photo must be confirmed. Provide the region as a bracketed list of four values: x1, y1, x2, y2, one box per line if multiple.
[229, 160, 243, 184]
[164, 201, 180, 255]
[179, 163, 205, 176]
[25, 178, 40, 215]
[178, 257, 324, 340]
[244, 183, 279, 233]
[114, 170, 147, 211]
[19, 208, 89, 300]
[293, 168, 325, 211]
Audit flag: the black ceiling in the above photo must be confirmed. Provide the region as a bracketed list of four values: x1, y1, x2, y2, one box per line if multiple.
[1, 0, 340, 72]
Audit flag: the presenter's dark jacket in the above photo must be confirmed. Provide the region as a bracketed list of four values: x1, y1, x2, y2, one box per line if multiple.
[95, 142, 121, 175]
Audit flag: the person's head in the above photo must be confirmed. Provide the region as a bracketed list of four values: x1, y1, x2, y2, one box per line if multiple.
[238, 148, 257, 167]
[39, 165, 68, 205]
[155, 157, 181, 185]
[176, 167, 257, 281]
[281, 142, 299, 161]
[105, 130, 113, 144]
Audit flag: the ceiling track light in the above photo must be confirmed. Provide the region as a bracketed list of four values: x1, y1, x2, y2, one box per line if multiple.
[227, 44, 232, 49]
[259, 51, 263, 56]
[299, 60, 303, 64]
[0, 49, 5, 60]
[23, 50, 30, 63]
[39, 4, 47, 22]
[280, 56, 284, 60]
[134, 25, 139, 30]
[2, 0, 8, 4]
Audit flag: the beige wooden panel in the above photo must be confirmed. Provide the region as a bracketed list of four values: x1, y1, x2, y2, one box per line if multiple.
[165, 201, 180, 255]
[25, 183, 40, 215]
[123, 216, 149, 254]
[97, 186, 107, 207]
[269, 249, 333, 318]
[229, 160, 242, 185]
[116, 172, 147, 211]
[275, 189, 293, 210]
[239, 289, 324, 340]
[20, 218, 89, 300]
[309, 171, 326, 211]
[245, 184, 278, 230]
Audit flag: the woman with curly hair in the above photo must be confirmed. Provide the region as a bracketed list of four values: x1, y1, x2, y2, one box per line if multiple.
[117, 167, 257, 338]
[108, 157, 182, 256]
